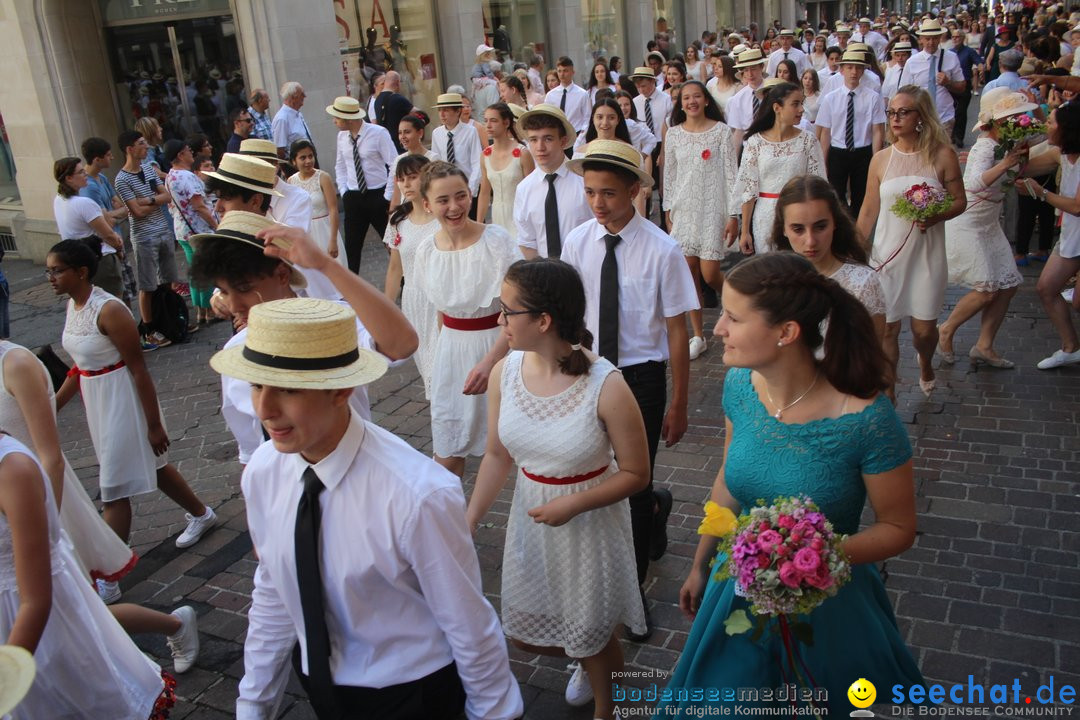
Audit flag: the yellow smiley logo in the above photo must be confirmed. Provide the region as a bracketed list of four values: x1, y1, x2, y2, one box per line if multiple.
[848, 678, 877, 709]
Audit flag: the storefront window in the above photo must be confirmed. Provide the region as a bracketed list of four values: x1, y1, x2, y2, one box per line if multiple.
[653, 1, 681, 59]
[583, 0, 627, 63]
[482, 0, 547, 67]
[335, 0, 444, 114]
[0, 114, 17, 203]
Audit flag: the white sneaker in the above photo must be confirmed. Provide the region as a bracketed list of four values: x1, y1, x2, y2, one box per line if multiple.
[565, 661, 594, 707]
[1036, 348, 1080, 370]
[689, 335, 707, 360]
[175, 507, 218, 548]
[96, 579, 121, 605]
[167, 606, 199, 674]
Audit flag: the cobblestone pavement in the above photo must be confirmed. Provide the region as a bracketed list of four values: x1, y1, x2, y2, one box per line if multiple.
[4, 225, 1078, 718]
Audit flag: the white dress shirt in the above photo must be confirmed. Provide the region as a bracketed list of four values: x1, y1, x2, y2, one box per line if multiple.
[881, 63, 910, 101]
[766, 46, 809, 76]
[561, 212, 699, 367]
[334, 123, 398, 195]
[572, 123, 657, 158]
[236, 412, 523, 720]
[544, 82, 591, 134]
[903, 49, 964, 123]
[431, 122, 482, 195]
[818, 66, 841, 88]
[513, 161, 593, 257]
[632, 89, 673, 140]
[821, 69, 882, 96]
[816, 84, 887, 149]
[270, 105, 312, 150]
[219, 314, 377, 464]
[724, 83, 764, 132]
[385, 149, 438, 201]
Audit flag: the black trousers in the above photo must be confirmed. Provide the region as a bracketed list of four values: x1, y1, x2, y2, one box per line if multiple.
[952, 89, 973, 147]
[292, 644, 466, 720]
[1016, 174, 1056, 256]
[826, 145, 873, 218]
[342, 188, 389, 274]
[620, 360, 666, 586]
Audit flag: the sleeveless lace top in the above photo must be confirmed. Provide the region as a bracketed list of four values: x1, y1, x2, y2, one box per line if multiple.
[61, 287, 127, 370]
[288, 170, 330, 219]
[721, 368, 911, 535]
[498, 352, 617, 478]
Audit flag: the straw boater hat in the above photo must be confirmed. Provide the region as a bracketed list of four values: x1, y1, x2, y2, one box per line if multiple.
[188, 211, 307, 288]
[628, 65, 658, 80]
[433, 92, 464, 108]
[970, 87, 1013, 131]
[847, 41, 871, 52]
[507, 103, 528, 120]
[916, 18, 948, 35]
[734, 48, 768, 68]
[836, 25, 853, 34]
[0, 646, 34, 716]
[515, 104, 577, 147]
[757, 76, 796, 95]
[238, 138, 283, 165]
[779, 28, 795, 37]
[892, 41, 914, 53]
[211, 298, 388, 390]
[566, 139, 653, 188]
[204, 153, 283, 197]
[325, 96, 365, 120]
[840, 50, 870, 66]
[646, 50, 666, 64]
[731, 44, 749, 56]
[859, 17, 873, 24]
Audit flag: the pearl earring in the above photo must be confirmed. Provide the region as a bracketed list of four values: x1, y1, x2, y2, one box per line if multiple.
[777, 341, 784, 347]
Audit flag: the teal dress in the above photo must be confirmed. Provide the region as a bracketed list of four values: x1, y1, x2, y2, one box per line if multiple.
[657, 369, 923, 716]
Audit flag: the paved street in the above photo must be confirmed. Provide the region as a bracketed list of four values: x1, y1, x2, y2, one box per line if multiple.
[4, 215, 1078, 717]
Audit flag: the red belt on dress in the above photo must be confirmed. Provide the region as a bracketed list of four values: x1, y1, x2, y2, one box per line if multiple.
[522, 465, 609, 485]
[67, 360, 126, 378]
[441, 313, 500, 331]
[759, 192, 781, 199]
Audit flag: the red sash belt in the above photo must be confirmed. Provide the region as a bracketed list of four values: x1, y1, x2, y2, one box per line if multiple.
[759, 192, 781, 199]
[67, 360, 126, 378]
[522, 465, 609, 485]
[441, 313, 500, 331]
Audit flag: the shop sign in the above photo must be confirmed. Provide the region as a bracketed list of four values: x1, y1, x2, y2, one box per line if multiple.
[100, 0, 231, 25]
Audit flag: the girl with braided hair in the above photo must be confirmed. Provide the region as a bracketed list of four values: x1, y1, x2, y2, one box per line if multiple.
[467, 258, 649, 719]
[661, 252, 923, 715]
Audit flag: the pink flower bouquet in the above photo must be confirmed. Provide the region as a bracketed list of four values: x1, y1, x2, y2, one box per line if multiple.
[889, 182, 952, 231]
[994, 113, 1047, 159]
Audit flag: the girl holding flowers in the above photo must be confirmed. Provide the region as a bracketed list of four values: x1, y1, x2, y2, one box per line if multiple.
[661, 252, 923, 716]
[857, 86, 966, 398]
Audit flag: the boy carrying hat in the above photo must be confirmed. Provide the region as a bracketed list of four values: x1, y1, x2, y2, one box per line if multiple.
[213, 297, 522, 720]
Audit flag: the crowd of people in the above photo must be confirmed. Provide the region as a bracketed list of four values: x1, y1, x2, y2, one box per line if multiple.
[0, 2, 1075, 718]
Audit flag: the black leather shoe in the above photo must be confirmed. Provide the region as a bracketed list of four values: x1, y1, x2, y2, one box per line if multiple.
[650, 488, 673, 562]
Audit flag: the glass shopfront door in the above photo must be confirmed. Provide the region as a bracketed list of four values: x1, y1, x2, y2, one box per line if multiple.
[102, 1, 243, 156]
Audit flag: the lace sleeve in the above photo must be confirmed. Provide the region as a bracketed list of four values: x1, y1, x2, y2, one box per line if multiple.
[662, 127, 679, 212]
[859, 397, 913, 475]
[721, 125, 739, 216]
[805, 132, 826, 179]
[851, 267, 887, 316]
[963, 138, 997, 193]
[735, 136, 761, 206]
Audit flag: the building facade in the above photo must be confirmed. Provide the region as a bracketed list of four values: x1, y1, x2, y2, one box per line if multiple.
[0, 0, 783, 262]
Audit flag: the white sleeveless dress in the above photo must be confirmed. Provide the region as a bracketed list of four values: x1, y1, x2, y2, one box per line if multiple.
[0, 342, 135, 582]
[0, 435, 166, 719]
[61, 287, 165, 501]
[735, 130, 827, 254]
[288, 170, 346, 267]
[382, 216, 440, 398]
[1057, 155, 1080, 259]
[484, 146, 527, 240]
[870, 147, 949, 323]
[497, 352, 646, 657]
[943, 137, 1024, 292]
[413, 225, 523, 458]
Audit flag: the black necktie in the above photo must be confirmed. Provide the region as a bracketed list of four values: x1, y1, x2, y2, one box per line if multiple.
[645, 97, 654, 133]
[784, 51, 789, 60]
[846, 91, 856, 151]
[598, 233, 621, 365]
[561, 87, 568, 111]
[350, 134, 367, 193]
[295, 467, 338, 718]
[545, 173, 561, 258]
[446, 130, 456, 166]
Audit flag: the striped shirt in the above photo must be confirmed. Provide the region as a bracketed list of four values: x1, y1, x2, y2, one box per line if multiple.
[115, 162, 171, 240]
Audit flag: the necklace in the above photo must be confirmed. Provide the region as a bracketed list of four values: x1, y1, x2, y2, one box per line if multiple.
[765, 372, 820, 420]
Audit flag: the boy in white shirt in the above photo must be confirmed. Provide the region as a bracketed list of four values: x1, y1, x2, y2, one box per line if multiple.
[430, 92, 483, 219]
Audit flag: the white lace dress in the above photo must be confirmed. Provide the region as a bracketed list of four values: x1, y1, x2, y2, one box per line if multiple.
[414, 225, 522, 458]
[484, 146, 527, 240]
[663, 122, 739, 260]
[498, 352, 646, 656]
[288, 170, 345, 267]
[382, 216, 440, 398]
[943, 138, 1024, 292]
[0, 342, 135, 582]
[61, 287, 165, 501]
[831, 262, 887, 317]
[0, 435, 166, 719]
[735, 130, 826, 254]
[869, 147, 948, 323]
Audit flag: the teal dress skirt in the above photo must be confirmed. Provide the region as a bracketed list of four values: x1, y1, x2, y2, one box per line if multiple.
[657, 369, 924, 716]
